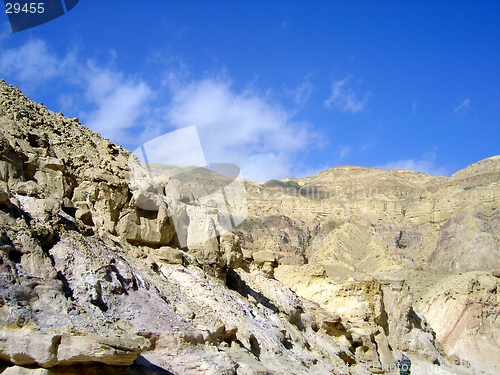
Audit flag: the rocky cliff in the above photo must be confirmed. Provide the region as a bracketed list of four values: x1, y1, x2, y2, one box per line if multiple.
[0, 79, 497, 374]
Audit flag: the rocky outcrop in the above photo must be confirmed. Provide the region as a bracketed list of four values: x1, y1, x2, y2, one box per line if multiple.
[244, 160, 500, 271]
[239, 147, 500, 372]
[428, 209, 500, 272]
[236, 215, 310, 266]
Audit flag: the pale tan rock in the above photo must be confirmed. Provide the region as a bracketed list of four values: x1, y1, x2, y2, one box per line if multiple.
[56, 334, 150, 366]
[185, 206, 222, 265]
[252, 250, 276, 263]
[274, 266, 444, 365]
[164, 178, 195, 204]
[220, 233, 243, 269]
[0, 327, 59, 367]
[152, 246, 184, 264]
[12, 180, 41, 196]
[1, 367, 49, 375]
[83, 167, 121, 186]
[417, 272, 500, 369]
[115, 207, 176, 246]
[39, 157, 64, 171]
[0, 181, 9, 203]
[0, 79, 495, 375]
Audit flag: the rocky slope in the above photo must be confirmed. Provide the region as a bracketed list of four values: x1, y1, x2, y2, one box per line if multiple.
[239, 151, 500, 373]
[0, 79, 497, 374]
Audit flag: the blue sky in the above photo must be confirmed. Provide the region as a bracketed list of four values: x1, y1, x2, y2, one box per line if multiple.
[0, 1, 499, 182]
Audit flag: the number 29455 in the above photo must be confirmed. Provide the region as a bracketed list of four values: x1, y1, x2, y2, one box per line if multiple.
[5, 3, 45, 14]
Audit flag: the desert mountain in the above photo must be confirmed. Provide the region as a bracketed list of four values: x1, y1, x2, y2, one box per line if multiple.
[0, 79, 498, 374]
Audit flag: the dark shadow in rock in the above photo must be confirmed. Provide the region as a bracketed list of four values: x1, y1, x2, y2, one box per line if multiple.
[226, 269, 278, 313]
[133, 355, 177, 374]
[13, 361, 177, 374]
[56, 270, 74, 300]
[408, 306, 423, 331]
[36, 230, 60, 253]
[249, 334, 261, 358]
[0, 202, 22, 219]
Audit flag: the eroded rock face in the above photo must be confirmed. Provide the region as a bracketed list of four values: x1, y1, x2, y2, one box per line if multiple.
[428, 210, 500, 272]
[0, 79, 496, 374]
[236, 215, 310, 266]
[417, 272, 500, 369]
[244, 159, 500, 273]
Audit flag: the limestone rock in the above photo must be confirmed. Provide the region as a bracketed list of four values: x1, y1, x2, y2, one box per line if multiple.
[1, 368, 49, 375]
[75, 208, 93, 225]
[56, 334, 150, 366]
[219, 233, 243, 269]
[417, 272, 500, 368]
[0, 181, 9, 203]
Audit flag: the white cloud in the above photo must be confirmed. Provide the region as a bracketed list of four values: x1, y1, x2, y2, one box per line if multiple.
[454, 98, 470, 114]
[0, 38, 154, 144]
[133, 125, 206, 168]
[325, 75, 371, 113]
[77, 62, 153, 142]
[412, 102, 417, 114]
[377, 152, 449, 176]
[83, 79, 152, 141]
[166, 77, 316, 181]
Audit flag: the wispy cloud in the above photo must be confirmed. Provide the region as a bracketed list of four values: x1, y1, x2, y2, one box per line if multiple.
[377, 152, 449, 176]
[454, 98, 470, 114]
[325, 75, 371, 113]
[83, 78, 152, 139]
[0, 39, 156, 145]
[0, 22, 11, 43]
[339, 145, 352, 159]
[0, 39, 77, 87]
[360, 138, 376, 151]
[286, 77, 314, 107]
[412, 102, 417, 114]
